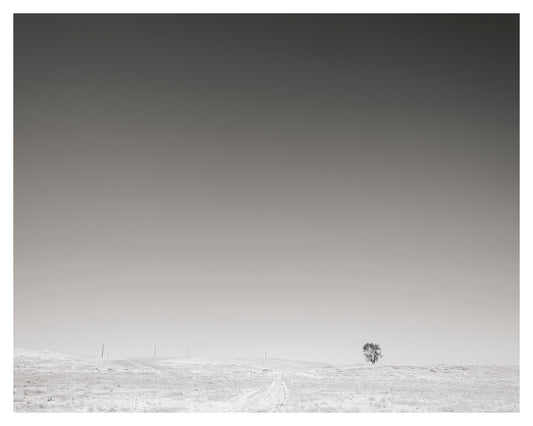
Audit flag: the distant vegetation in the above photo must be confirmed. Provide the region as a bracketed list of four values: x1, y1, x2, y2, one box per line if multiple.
[363, 343, 382, 365]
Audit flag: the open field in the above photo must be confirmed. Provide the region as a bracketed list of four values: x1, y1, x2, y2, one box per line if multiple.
[14, 348, 519, 412]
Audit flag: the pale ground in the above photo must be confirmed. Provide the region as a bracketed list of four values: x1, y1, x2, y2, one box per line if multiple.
[13, 348, 519, 412]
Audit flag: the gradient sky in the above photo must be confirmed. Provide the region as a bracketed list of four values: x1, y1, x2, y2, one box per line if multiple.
[14, 14, 518, 364]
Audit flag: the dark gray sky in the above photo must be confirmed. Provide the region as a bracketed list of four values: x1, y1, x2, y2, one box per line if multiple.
[14, 14, 518, 364]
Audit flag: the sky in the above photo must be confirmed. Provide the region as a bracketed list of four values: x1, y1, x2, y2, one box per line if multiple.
[14, 14, 518, 364]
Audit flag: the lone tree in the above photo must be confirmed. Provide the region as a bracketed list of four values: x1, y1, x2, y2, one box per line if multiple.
[363, 343, 382, 365]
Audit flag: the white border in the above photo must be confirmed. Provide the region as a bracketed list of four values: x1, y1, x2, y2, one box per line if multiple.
[2, 2, 530, 426]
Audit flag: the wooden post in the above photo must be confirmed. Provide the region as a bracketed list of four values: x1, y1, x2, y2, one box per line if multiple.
[101, 343, 104, 359]
[154, 345, 157, 357]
